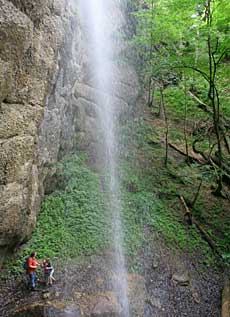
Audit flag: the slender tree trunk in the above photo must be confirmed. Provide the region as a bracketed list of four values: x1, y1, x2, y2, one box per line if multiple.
[191, 179, 203, 208]
[160, 87, 169, 167]
[206, 0, 223, 194]
[183, 73, 189, 162]
[147, 76, 152, 106]
[158, 87, 165, 119]
[147, 0, 155, 107]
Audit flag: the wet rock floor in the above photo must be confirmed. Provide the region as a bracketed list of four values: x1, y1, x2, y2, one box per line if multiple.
[0, 233, 223, 317]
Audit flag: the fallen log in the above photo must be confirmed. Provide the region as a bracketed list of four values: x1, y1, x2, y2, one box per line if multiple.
[168, 142, 205, 163]
[211, 156, 230, 186]
[180, 196, 192, 225]
[188, 91, 212, 115]
[188, 91, 230, 128]
[169, 142, 230, 187]
[222, 276, 230, 317]
[192, 218, 217, 252]
[179, 195, 221, 256]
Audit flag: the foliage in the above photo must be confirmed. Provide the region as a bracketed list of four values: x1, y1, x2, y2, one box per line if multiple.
[5, 155, 110, 274]
[118, 119, 224, 270]
[131, 0, 230, 195]
[120, 163, 218, 271]
[4, 117, 229, 277]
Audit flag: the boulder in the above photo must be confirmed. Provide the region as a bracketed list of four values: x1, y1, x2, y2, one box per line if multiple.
[172, 271, 190, 286]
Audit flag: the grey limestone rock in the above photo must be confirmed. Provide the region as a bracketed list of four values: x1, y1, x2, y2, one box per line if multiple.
[0, 0, 68, 260]
[0, 0, 140, 261]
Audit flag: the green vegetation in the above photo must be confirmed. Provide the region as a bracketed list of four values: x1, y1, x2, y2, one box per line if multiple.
[123, 0, 230, 268]
[6, 155, 111, 274]
[3, 0, 229, 278]
[6, 119, 228, 276]
[119, 119, 228, 270]
[4, 113, 229, 278]
[132, 0, 230, 194]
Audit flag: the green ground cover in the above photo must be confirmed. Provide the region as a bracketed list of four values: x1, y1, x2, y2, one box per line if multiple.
[4, 115, 229, 275]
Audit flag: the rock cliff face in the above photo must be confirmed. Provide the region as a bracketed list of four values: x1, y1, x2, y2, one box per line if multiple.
[38, 0, 140, 169]
[0, 0, 139, 260]
[0, 0, 69, 259]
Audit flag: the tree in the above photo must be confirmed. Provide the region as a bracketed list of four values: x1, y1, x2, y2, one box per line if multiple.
[132, 0, 230, 194]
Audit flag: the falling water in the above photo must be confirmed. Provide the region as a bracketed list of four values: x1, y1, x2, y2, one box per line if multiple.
[79, 0, 130, 315]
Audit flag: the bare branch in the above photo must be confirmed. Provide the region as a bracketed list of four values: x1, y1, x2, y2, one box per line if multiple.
[216, 49, 228, 65]
[173, 64, 210, 83]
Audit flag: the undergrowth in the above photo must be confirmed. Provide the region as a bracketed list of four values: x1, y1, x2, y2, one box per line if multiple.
[4, 155, 110, 274]
[3, 114, 229, 276]
[119, 117, 229, 270]
[121, 164, 217, 271]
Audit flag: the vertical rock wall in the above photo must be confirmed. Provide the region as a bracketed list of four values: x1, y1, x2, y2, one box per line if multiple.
[38, 0, 140, 176]
[0, 0, 140, 260]
[0, 0, 69, 259]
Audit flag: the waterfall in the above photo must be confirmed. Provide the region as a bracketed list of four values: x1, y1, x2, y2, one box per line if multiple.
[78, 0, 130, 315]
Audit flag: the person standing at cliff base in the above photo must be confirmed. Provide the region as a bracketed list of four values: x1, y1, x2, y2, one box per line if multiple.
[26, 251, 40, 291]
[43, 258, 55, 286]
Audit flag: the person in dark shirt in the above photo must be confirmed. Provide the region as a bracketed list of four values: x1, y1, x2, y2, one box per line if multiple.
[43, 258, 55, 286]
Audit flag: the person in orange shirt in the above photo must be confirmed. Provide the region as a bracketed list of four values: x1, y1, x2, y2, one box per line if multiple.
[26, 251, 40, 291]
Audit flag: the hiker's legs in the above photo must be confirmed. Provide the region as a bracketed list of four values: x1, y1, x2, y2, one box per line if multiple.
[30, 272, 36, 289]
[46, 269, 55, 285]
[50, 269, 54, 277]
[50, 269, 55, 280]
[48, 276, 52, 285]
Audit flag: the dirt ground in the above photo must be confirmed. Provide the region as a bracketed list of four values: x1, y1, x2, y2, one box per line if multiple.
[0, 233, 223, 317]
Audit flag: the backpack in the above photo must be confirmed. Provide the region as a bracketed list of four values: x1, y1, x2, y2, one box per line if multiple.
[23, 256, 29, 270]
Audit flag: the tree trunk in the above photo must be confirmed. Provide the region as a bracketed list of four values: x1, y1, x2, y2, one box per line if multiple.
[206, 0, 223, 195]
[179, 195, 221, 256]
[147, 0, 155, 107]
[183, 75, 189, 162]
[191, 180, 203, 208]
[160, 87, 168, 166]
